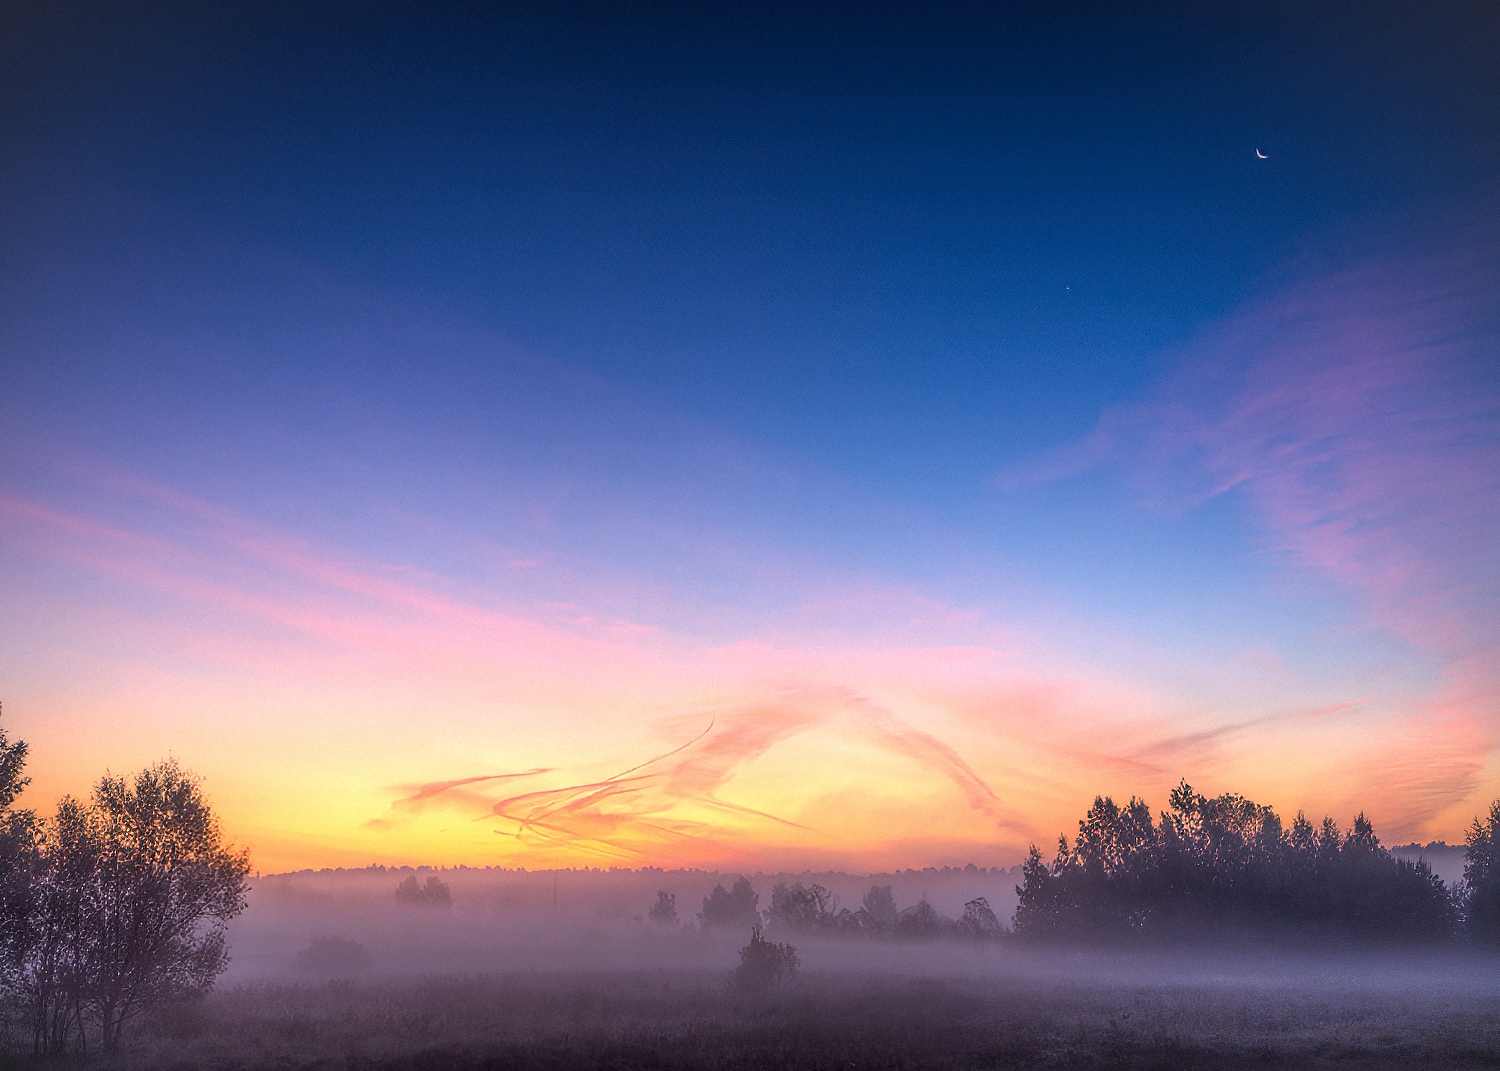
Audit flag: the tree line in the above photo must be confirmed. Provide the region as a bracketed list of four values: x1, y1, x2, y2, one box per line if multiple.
[653, 873, 1002, 940]
[0, 725, 248, 1056]
[1014, 782, 1500, 943]
[651, 783, 1500, 946]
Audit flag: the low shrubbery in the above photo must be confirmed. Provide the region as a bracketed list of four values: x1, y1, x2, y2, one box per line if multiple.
[734, 925, 799, 991]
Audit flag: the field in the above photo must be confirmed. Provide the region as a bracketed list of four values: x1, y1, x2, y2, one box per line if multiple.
[85, 960, 1500, 1070]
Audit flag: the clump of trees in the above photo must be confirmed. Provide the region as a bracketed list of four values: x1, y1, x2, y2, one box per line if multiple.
[1014, 781, 1461, 942]
[0, 725, 249, 1055]
[700, 875, 759, 929]
[735, 924, 798, 992]
[674, 877, 1001, 941]
[661, 784, 1500, 952]
[648, 890, 677, 925]
[394, 874, 453, 907]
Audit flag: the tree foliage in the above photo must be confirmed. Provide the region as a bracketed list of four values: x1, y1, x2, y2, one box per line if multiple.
[1015, 782, 1457, 942]
[700, 876, 759, 929]
[394, 874, 453, 908]
[648, 890, 677, 925]
[861, 885, 898, 931]
[0, 741, 249, 1056]
[767, 882, 835, 932]
[1465, 800, 1500, 940]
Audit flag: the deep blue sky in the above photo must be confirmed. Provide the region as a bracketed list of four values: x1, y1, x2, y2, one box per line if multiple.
[2, 3, 1498, 862]
[6, 2, 1496, 477]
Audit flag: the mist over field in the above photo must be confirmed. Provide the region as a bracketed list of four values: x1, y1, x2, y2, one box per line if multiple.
[226, 865, 1019, 979]
[230, 846, 1469, 980]
[129, 860, 1500, 1071]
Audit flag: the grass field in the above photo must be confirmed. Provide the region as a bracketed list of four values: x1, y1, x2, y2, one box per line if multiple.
[70, 964, 1500, 1070]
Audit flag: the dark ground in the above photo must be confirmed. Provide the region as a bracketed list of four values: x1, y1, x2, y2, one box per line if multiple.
[28, 966, 1500, 1071]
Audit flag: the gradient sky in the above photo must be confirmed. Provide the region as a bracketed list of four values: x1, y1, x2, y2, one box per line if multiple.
[2, 2, 1498, 872]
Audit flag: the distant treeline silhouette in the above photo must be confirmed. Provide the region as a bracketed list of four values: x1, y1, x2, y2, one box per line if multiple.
[395, 873, 453, 907]
[0, 725, 248, 1056]
[690, 874, 1002, 939]
[660, 783, 1500, 945]
[1013, 783, 1468, 941]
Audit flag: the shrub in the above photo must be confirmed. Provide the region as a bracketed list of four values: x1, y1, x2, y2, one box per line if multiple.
[292, 936, 371, 978]
[734, 925, 798, 992]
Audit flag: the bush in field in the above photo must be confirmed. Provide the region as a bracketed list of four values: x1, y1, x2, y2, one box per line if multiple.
[734, 925, 798, 992]
[395, 874, 453, 907]
[648, 890, 677, 925]
[700, 875, 759, 929]
[1014, 781, 1456, 941]
[293, 936, 371, 978]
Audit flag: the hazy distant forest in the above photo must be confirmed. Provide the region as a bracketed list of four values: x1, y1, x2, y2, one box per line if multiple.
[3, 724, 1500, 1062]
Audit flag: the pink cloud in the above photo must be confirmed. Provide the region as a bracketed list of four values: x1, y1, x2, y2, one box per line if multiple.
[996, 247, 1500, 835]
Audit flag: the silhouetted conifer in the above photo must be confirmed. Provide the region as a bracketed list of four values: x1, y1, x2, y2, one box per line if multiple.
[1465, 800, 1500, 940]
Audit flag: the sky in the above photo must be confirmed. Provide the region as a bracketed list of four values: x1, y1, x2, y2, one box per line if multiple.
[1, 1, 1498, 873]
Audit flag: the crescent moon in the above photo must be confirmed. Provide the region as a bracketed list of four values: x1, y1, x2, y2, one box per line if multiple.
[1256, 149, 1267, 159]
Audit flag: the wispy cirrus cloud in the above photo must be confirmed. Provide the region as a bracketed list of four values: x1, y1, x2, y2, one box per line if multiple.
[371, 688, 1025, 862]
[994, 245, 1500, 834]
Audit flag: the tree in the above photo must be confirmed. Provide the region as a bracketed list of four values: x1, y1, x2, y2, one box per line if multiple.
[958, 897, 1002, 939]
[0, 722, 51, 1051]
[700, 876, 759, 929]
[734, 924, 798, 992]
[395, 874, 453, 907]
[767, 882, 834, 932]
[0, 722, 38, 974]
[861, 885, 898, 932]
[58, 761, 250, 1053]
[648, 890, 678, 925]
[895, 897, 946, 938]
[1465, 800, 1500, 940]
[1011, 781, 1458, 942]
[24, 796, 94, 1054]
